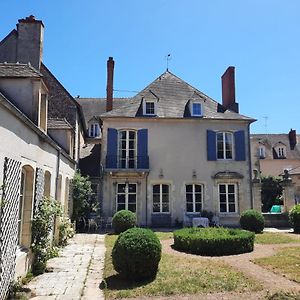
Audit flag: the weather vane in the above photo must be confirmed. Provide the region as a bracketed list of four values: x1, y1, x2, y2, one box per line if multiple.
[165, 54, 171, 71]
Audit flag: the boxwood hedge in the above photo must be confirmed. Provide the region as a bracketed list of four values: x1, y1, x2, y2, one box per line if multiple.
[112, 210, 137, 234]
[173, 227, 255, 256]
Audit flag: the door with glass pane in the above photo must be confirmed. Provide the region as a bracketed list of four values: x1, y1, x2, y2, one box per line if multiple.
[118, 130, 136, 168]
[116, 183, 137, 212]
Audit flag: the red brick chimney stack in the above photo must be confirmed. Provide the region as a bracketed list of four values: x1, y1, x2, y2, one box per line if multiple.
[221, 66, 239, 113]
[289, 129, 297, 150]
[106, 57, 114, 112]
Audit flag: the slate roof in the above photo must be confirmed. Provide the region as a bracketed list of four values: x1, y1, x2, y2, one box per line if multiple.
[99, 71, 254, 121]
[47, 118, 73, 130]
[76, 97, 131, 128]
[251, 134, 300, 160]
[0, 63, 42, 78]
[79, 143, 101, 177]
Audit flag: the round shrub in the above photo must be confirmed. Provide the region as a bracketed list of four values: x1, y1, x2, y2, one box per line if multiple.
[289, 204, 300, 233]
[173, 227, 254, 256]
[112, 228, 162, 280]
[112, 210, 137, 234]
[240, 209, 265, 233]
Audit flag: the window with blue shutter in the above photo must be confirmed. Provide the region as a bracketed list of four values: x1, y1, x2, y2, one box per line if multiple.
[234, 130, 246, 161]
[207, 130, 217, 161]
[106, 128, 118, 168]
[137, 129, 149, 169]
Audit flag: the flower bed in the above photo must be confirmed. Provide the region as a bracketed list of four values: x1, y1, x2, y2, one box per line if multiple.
[173, 227, 255, 256]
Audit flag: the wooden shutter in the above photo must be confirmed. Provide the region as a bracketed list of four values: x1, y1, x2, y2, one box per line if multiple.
[106, 128, 118, 168]
[207, 130, 217, 161]
[137, 129, 149, 169]
[234, 130, 246, 161]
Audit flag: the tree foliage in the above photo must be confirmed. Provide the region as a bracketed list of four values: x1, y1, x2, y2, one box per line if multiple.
[261, 176, 283, 212]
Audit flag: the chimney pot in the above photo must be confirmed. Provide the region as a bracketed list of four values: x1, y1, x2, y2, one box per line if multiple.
[289, 129, 297, 150]
[106, 56, 114, 112]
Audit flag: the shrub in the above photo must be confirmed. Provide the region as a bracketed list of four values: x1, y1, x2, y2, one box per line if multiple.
[240, 209, 265, 233]
[112, 210, 137, 234]
[173, 227, 254, 256]
[289, 204, 300, 233]
[59, 217, 75, 246]
[112, 228, 162, 280]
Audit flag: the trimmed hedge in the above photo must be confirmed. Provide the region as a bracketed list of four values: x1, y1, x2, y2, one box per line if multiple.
[173, 227, 255, 256]
[112, 210, 137, 234]
[112, 228, 162, 280]
[289, 204, 300, 233]
[240, 209, 265, 233]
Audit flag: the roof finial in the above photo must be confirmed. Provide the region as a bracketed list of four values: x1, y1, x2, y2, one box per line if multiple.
[165, 54, 171, 71]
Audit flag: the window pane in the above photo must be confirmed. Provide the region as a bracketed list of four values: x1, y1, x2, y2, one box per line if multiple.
[192, 103, 201, 115]
[153, 194, 160, 203]
[153, 185, 160, 194]
[229, 204, 236, 212]
[162, 185, 169, 194]
[228, 184, 235, 193]
[186, 203, 193, 212]
[128, 159, 135, 168]
[162, 194, 169, 203]
[120, 131, 126, 139]
[128, 204, 136, 212]
[162, 202, 169, 212]
[219, 185, 226, 193]
[117, 184, 126, 193]
[128, 184, 136, 193]
[219, 194, 226, 203]
[186, 193, 193, 202]
[117, 194, 125, 204]
[117, 204, 125, 211]
[220, 203, 227, 212]
[194, 184, 202, 193]
[186, 185, 192, 193]
[129, 131, 135, 139]
[195, 203, 202, 212]
[153, 203, 160, 212]
[128, 194, 136, 204]
[195, 193, 202, 202]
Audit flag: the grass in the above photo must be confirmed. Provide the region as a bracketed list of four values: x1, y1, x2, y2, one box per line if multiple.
[103, 234, 261, 299]
[254, 247, 300, 283]
[255, 233, 300, 245]
[266, 291, 300, 300]
[154, 231, 173, 240]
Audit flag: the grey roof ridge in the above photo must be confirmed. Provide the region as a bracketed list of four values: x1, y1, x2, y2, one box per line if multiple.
[76, 96, 130, 100]
[0, 62, 43, 77]
[0, 90, 76, 163]
[0, 29, 17, 47]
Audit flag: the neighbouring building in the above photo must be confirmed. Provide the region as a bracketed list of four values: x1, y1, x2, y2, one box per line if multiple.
[251, 130, 300, 200]
[78, 57, 257, 228]
[0, 16, 84, 299]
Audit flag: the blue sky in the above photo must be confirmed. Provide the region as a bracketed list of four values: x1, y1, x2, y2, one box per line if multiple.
[2, 1, 300, 133]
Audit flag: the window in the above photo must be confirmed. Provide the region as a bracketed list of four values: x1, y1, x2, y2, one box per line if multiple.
[191, 102, 202, 116]
[186, 184, 203, 213]
[89, 123, 100, 138]
[258, 146, 265, 158]
[145, 101, 155, 115]
[118, 130, 137, 168]
[18, 170, 26, 245]
[217, 132, 233, 159]
[153, 184, 169, 213]
[278, 147, 285, 158]
[116, 183, 137, 212]
[219, 183, 237, 213]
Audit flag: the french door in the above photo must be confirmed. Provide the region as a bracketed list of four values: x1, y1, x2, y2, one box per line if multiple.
[116, 183, 137, 212]
[118, 130, 137, 168]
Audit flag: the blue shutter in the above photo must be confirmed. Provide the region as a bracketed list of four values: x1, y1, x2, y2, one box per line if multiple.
[106, 128, 118, 168]
[234, 130, 246, 161]
[207, 130, 217, 161]
[137, 129, 149, 169]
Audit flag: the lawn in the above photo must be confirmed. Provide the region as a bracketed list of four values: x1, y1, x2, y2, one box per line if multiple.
[254, 247, 300, 283]
[255, 233, 300, 245]
[103, 233, 261, 299]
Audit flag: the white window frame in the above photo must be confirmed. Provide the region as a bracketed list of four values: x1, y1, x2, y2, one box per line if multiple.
[116, 183, 137, 212]
[143, 100, 156, 116]
[118, 130, 137, 169]
[218, 183, 238, 214]
[217, 132, 233, 160]
[277, 146, 286, 158]
[190, 102, 202, 117]
[152, 184, 170, 213]
[258, 146, 266, 158]
[185, 183, 203, 213]
[18, 170, 26, 245]
[89, 123, 101, 138]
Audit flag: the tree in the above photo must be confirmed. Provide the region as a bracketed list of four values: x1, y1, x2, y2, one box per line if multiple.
[71, 171, 92, 221]
[261, 176, 283, 212]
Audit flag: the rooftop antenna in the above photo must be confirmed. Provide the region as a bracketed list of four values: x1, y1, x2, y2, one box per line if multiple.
[165, 54, 171, 71]
[263, 116, 268, 133]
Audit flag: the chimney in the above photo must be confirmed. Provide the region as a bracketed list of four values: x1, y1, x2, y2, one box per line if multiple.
[289, 129, 297, 150]
[16, 15, 44, 70]
[221, 66, 239, 113]
[106, 57, 114, 112]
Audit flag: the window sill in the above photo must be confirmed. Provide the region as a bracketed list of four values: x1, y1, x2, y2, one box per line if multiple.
[152, 212, 171, 215]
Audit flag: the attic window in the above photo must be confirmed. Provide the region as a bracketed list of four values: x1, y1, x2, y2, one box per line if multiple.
[258, 146, 266, 158]
[277, 147, 285, 158]
[144, 101, 156, 115]
[89, 123, 101, 138]
[189, 101, 202, 117]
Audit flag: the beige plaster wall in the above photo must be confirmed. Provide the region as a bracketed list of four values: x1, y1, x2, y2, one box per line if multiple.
[101, 118, 252, 226]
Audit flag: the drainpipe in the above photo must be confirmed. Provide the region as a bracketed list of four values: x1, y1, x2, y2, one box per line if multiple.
[247, 123, 254, 209]
[145, 172, 149, 227]
[55, 149, 61, 200]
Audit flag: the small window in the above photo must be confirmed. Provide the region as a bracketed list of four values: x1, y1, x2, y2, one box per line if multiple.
[145, 101, 155, 115]
[217, 132, 233, 159]
[192, 102, 202, 116]
[186, 184, 203, 213]
[258, 146, 265, 158]
[278, 147, 285, 158]
[89, 123, 101, 138]
[153, 184, 169, 213]
[219, 183, 237, 213]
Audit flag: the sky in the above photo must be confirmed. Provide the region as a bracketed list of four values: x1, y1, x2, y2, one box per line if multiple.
[1, 0, 300, 134]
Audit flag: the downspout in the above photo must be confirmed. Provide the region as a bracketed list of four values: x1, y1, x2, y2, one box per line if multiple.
[55, 149, 61, 200]
[247, 123, 254, 209]
[145, 172, 148, 227]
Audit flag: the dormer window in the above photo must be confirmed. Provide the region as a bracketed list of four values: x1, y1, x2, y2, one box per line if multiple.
[145, 101, 155, 115]
[274, 143, 286, 159]
[258, 146, 266, 158]
[278, 147, 285, 158]
[192, 102, 202, 116]
[89, 123, 101, 138]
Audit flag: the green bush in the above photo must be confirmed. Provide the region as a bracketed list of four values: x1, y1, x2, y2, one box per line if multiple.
[173, 227, 254, 256]
[112, 210, 137, 234]
[240, 209, 265, 233]
[289, 204, 300, 233]
[112, 228, 162, 280]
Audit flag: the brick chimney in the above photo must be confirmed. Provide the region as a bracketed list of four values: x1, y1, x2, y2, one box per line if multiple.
[289, 129, 297, 150]
[16, 15, 44, 70]
[106, 57, 114, 112]
[221, 66, 239, 113]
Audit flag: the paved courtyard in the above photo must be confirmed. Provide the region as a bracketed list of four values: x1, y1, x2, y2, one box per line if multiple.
[26, 234, 105, 300]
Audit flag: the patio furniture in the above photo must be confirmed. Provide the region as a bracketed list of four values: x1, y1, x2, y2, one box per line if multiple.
[192, 217, 209, 228]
